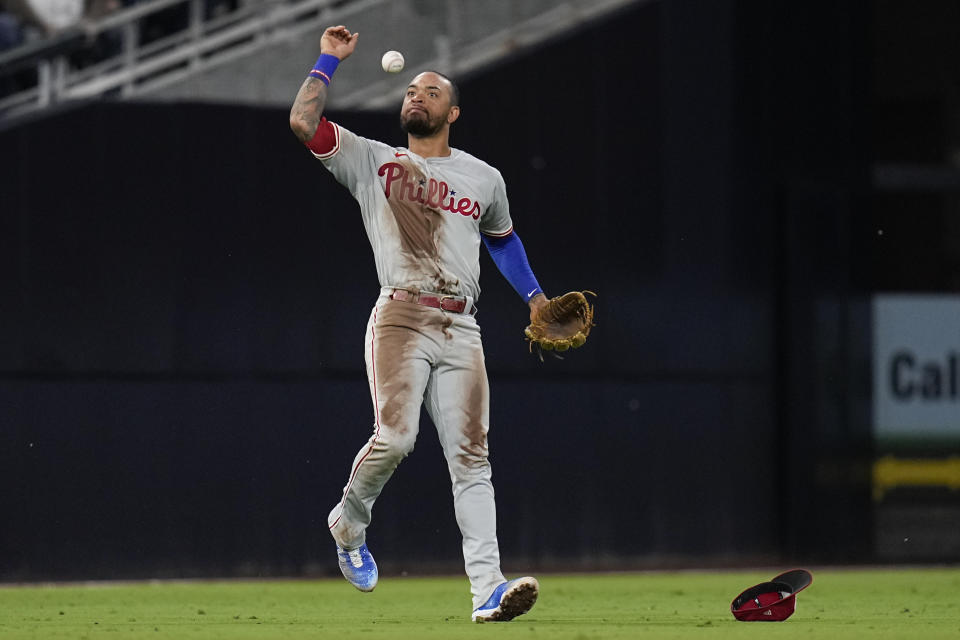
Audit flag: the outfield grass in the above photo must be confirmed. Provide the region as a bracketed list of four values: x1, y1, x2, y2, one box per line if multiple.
[1, 568, 958, 639]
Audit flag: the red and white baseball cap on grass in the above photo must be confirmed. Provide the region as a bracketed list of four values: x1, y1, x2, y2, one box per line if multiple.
[730, 569, 813, 621]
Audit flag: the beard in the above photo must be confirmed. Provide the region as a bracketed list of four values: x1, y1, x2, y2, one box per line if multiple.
[400, 109, 445, 138]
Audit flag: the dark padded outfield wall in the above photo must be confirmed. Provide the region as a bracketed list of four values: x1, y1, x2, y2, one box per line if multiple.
[0, 0, 904, 580]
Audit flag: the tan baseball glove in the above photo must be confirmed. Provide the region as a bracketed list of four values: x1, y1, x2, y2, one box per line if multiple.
[525, 291, 596, 353]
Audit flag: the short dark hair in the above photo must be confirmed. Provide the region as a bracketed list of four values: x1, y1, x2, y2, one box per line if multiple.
[425, 70, 460, 106]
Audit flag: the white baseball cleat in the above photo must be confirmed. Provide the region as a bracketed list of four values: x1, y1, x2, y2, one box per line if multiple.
[471, 576, 539, 622]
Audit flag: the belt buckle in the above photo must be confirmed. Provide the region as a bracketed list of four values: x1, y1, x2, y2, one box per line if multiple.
[439, 295, 461, 312]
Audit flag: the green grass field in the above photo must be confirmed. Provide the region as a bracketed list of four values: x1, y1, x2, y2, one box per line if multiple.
[1, 568, 958, 639]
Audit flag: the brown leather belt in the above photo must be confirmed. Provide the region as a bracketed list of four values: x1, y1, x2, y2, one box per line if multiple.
[389, 289, 476, 315]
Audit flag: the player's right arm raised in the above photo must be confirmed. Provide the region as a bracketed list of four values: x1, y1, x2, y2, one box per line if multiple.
[289, 26, 359, 142]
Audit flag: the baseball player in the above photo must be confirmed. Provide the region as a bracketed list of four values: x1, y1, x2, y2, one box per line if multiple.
[289, 26, 547, 623]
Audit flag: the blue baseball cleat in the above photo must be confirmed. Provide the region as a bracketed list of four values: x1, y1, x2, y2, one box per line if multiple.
[471, 576, 539, 622]
[336, 543, 378, 592]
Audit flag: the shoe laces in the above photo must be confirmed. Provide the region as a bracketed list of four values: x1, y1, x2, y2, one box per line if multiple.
[348, 548, 364, 568]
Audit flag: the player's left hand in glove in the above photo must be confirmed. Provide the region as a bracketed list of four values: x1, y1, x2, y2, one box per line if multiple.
[525, 291, 596, 354]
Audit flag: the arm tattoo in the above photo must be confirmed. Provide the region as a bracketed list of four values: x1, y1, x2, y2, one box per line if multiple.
[291, 77, 328, 142]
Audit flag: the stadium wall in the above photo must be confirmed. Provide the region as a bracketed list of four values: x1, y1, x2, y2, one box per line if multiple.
[0, 0, 885, 581]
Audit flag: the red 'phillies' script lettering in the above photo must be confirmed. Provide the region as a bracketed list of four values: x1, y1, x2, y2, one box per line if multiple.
[378, 162, 482, 219]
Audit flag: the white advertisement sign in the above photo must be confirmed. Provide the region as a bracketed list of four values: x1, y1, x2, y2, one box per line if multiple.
[873, 294, 960, 442]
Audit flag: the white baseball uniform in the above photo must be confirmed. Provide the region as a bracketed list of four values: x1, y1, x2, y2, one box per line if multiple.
[311, 118, 513, 608]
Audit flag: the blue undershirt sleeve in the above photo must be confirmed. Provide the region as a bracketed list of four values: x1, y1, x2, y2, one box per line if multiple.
[482, 231, 543, 303]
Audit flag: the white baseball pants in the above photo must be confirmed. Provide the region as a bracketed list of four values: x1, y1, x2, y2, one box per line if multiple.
[327, 289, 506, 608]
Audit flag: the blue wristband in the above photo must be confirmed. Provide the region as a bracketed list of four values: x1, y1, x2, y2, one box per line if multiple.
[309, 53, 340, 85]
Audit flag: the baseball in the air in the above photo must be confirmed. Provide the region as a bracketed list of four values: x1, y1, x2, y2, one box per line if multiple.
[381, 50, 404, 73]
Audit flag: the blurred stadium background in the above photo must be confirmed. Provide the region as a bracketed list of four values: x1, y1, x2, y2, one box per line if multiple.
[0, 0, 958, 583]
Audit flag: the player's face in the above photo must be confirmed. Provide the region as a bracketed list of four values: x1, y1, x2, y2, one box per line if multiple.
[400, 73, 457, 138]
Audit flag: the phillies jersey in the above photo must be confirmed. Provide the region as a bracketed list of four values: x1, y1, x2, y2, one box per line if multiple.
[308, 118, 514, 302]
